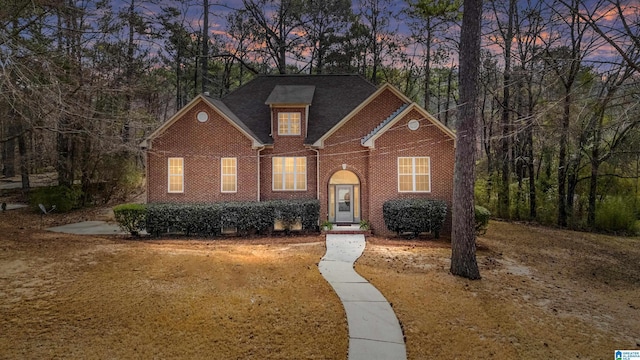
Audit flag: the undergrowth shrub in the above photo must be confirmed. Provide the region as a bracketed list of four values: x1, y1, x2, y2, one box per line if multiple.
[113, 203, 146, 236]
[595, 196, 638, 234]
[383, 198, 447, 238]
[88, 154, 143, 204]
[29, 185, 83, 213]
[475, 205, 491, 235]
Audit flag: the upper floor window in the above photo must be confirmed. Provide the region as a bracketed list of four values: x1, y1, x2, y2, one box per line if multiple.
[398, 157, 430, 192]
[221, 157, 237, 193]
[278, 112, 301, 135]
[168, 157, 184, 193]
[273, 157, 306, 191]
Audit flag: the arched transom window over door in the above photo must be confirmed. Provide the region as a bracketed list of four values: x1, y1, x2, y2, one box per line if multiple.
[328, 170, 360, 223]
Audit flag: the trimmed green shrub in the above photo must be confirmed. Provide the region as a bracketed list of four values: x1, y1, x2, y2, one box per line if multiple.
[271, 199, 320, 233]
[475, 205, 491, 235]
[29, 185, 83, 213]
[220, 202, 275, 235]
[146, 203, 223, 237]
[383, 199, 447, 238]
[113, 203, 147, 236]
[145, 199, 320, 237]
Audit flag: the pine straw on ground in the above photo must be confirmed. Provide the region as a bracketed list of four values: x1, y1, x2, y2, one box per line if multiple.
[1, 204, 639, 359]
[358, 221, 640, 359]
[0, 207, 347, 359]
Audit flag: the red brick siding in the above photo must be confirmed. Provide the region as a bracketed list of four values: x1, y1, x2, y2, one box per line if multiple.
[319, 89, 406, 225]
[260, 107, 318, 200]
[146, 89, 455, 237]
[367, 109, 455, 236]
[147, 100, 259, 203]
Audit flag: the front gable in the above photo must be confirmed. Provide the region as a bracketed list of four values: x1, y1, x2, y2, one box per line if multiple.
[361, 103, 456, 149]
[312, 83, 433, 148]
[312, 83, 455, 148]
[142, 95, 263, 149]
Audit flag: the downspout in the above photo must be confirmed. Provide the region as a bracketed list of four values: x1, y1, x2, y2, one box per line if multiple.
[305, 105, 310, 139]
[310, 147, 320, 200]
[256, 146, 265, 201]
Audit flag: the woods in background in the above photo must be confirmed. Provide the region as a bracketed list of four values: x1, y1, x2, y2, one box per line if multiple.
[1, 0, 638, 232]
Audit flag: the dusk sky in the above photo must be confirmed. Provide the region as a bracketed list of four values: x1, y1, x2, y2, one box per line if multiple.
[100, 0, 638, 71]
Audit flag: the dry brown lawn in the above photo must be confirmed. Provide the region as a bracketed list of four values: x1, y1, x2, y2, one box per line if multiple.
[358, 221, 640, 359]
[1, 204, 639, 359]
[0, 208, 347, 359]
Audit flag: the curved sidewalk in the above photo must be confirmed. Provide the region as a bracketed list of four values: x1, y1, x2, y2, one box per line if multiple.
[319, 234, 407, 360]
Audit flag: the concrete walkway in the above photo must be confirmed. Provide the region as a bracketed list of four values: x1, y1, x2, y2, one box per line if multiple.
[47, 221, 128, 235]
[1, 203, 28, 211]
[319, 234, 407, 360]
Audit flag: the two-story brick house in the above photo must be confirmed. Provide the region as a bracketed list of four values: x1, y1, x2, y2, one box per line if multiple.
[142, 75, 456, 235]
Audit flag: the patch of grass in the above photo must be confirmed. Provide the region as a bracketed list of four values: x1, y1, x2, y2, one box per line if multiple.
[596, 196, 638, 234]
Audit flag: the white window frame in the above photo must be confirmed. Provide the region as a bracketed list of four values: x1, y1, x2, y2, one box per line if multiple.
[221, 157, 237, 193]
[272, 157, 307, 191]
[277, 112, 301, 135]
[397, 157, 431, 193]
[167, 157, 184, 193]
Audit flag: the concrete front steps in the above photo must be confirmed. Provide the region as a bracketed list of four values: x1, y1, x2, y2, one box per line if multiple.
[322, 224, 372, 235]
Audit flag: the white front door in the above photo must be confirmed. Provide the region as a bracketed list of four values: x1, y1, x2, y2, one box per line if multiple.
[335, 185, 354, 223]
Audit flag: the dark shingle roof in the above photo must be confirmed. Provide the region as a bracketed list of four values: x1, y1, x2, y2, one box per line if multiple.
[220, 75, 377, 144]
[203, 96, 262, 145]
[265, 85, 315, 105]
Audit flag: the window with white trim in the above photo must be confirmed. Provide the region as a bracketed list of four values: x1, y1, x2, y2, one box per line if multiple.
[398, 157, 430, 192]
[273, 157, 306, 190]
[278, 112, 301, 135]
[168, 157, 184, 193]
[221, 157, 237, 192]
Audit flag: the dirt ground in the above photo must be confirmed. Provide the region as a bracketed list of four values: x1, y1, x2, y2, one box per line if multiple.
[359, 222, 640, 359]
[1, 204, 639, 359]
[0, 207, 347, 359]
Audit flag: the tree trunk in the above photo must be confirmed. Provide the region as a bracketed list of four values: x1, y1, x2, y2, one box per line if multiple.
[566, 155, 580, 226]
[557, 92, 571, 227]
[444, 64, 454, 127]
[451, 0, 482, 280]
[2, 119, 18, 178]
[498, 0, 515, 220]
[424, 18, 432, 111]
[587, 157, 599, 228]
[18, 130, 30, 190]
[122, 0, 136, 145]
[278, 2, 287, 74]
[527, 125, 536, 219]
[57, 117, 73, 188]
[2, 139, 16, 178]
[202, 0, 209, 93]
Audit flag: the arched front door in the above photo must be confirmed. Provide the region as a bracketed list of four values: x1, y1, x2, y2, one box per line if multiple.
[328, 170, 360, 223]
